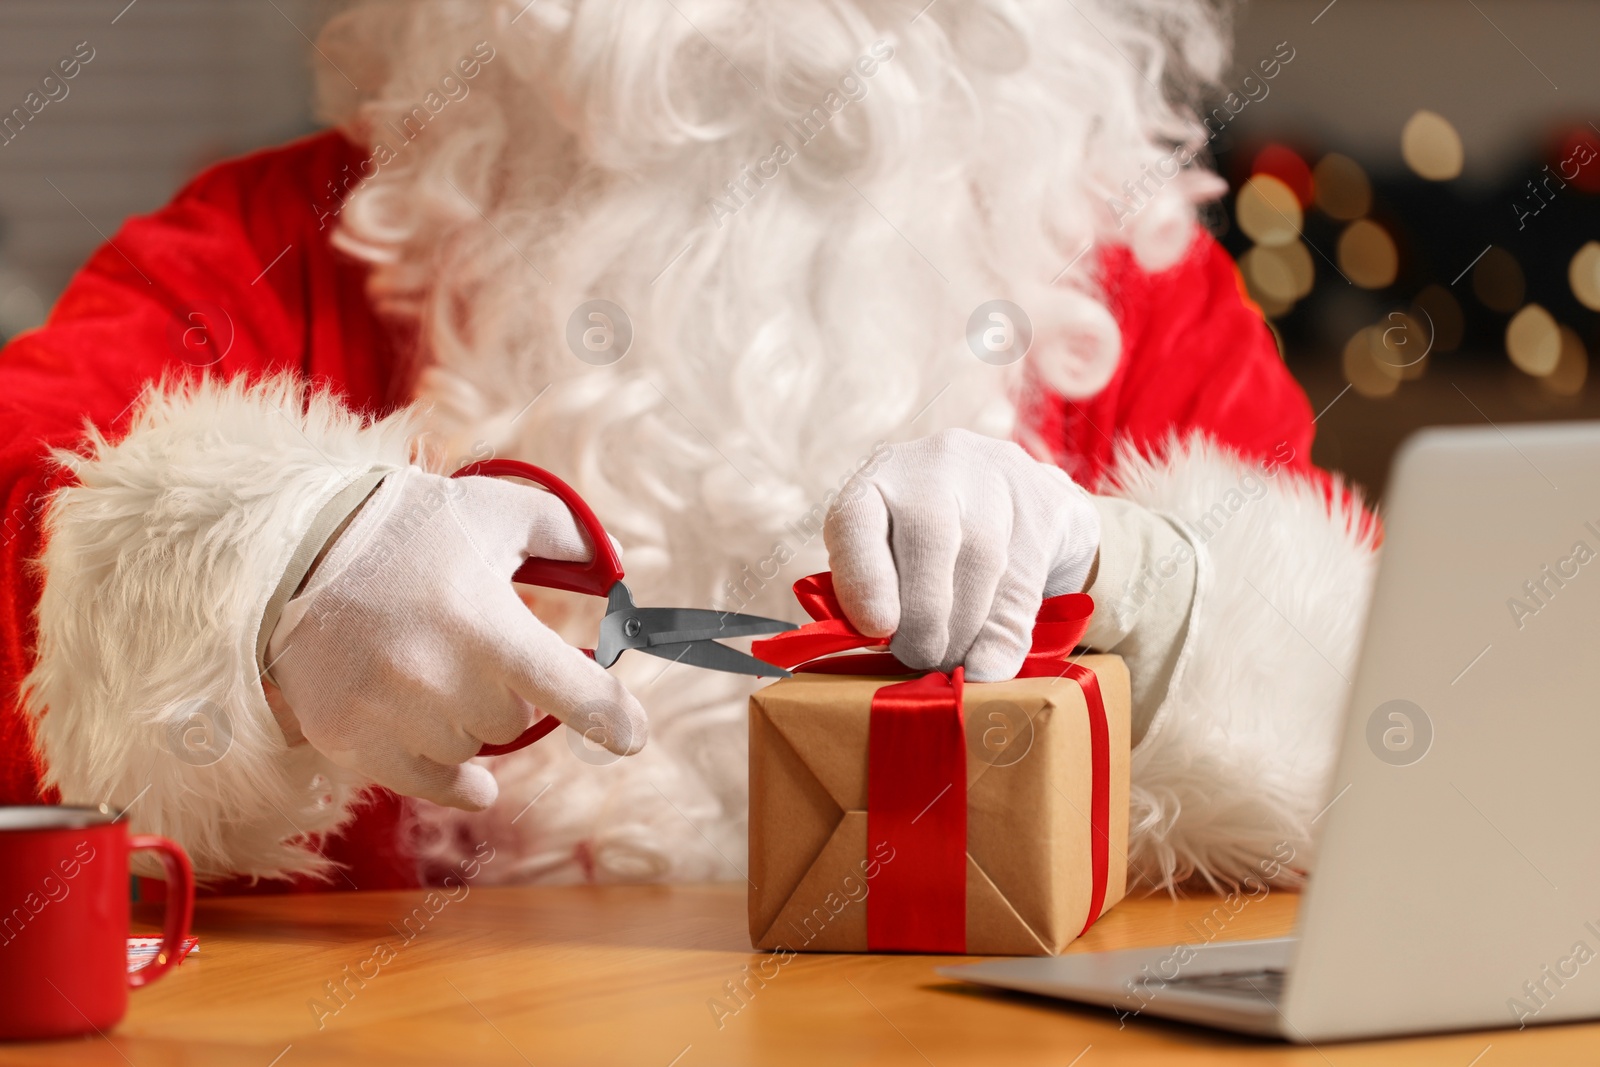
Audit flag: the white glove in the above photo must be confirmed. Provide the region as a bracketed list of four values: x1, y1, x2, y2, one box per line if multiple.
[266, 466, 648, 811]
[823, 429, 1100, 681]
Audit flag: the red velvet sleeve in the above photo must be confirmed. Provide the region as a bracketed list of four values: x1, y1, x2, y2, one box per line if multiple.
[0, 131, 396, 803]
[1032, 231, 1317, 488]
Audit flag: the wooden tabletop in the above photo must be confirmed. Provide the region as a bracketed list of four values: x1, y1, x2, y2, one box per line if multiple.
[10, 885, 1594, 1065]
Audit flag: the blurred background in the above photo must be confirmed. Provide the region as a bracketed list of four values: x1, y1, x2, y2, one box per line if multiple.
[1219, 0, 1600, 495]
[1, 0, 1597, 497]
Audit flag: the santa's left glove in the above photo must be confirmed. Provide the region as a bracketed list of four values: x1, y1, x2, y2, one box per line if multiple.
[824, 429, 1101, 681]
[263, 467, 648, 811]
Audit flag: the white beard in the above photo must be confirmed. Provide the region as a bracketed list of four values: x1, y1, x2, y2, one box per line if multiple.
[315, 0, 1229, 882]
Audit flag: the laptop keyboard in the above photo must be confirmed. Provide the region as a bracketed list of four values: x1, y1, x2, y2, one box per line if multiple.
[1161, 968, 1286, 1002]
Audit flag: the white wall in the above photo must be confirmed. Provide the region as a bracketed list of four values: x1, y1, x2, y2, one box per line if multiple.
[0, 0, 325, 326]
[1227, 0, 1599, 183]
[1, 0, 1593, 326]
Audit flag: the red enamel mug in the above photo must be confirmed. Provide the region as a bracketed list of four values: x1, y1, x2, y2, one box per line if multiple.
[0, 806, 194, 1041]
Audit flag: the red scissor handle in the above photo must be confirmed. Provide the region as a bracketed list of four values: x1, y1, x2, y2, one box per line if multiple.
[476, 714, 563, 756]
[452, 459, 624, 756]
[452, 459, 625, 597]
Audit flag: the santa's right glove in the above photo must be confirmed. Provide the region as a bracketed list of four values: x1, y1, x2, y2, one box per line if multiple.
[823, 428, 1198, 738]
[263, 466, 648, 811]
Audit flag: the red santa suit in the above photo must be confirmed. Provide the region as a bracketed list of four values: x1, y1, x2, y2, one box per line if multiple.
[1, 130, 1373, 892]
[0, 3, 1375, 894]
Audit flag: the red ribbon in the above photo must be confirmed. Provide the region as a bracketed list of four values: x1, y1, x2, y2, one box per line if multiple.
[753, 572, 1113, 953]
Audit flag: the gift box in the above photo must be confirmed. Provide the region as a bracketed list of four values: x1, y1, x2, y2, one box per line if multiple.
[746, 574, 1131, 956]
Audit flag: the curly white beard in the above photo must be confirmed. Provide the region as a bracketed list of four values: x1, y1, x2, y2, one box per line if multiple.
[313, 0, 1230, 883]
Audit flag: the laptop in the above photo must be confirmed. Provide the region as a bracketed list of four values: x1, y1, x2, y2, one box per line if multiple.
[941, 421, 1600, 1042]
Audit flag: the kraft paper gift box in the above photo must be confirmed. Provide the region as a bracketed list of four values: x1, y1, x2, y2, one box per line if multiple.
[747, 654, 1131, 956]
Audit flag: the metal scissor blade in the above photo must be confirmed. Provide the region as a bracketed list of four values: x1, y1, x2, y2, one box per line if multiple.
[631, 607, 797, 647]
[595, 584, 798, 668]
[636, 639, 791, 679]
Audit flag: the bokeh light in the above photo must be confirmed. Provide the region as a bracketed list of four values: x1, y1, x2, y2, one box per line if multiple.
[1569, 241, 1600, 312]
[1506, 304, 1561, 377]
[1280, 241, 1315, 299]
[1343, 326, 1401, 398]
[1372, 312, 1430, 380]
[1543, 327, 1589, 396]
[1236, 174, 1303, 247]
[1242, 242, 1315, 305]
[1401, 109, 1464, 181]
[1337, 219, 1398, 289]
[1241, 267, 1294, 319]
[1312, 153, 1372, 220]
[1252, 144, 1315, 207]
[1243, 247, 1294, 304]
[1249, 291, 1294, 320]
[1410, 284, 1463, 353]
[1472, 247, 1525, 313]
[1550, 127, 1600, 195]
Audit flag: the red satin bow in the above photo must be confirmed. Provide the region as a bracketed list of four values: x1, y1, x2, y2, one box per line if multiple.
[753, 573, 1112, 953]
[753, 572, 1096, 672]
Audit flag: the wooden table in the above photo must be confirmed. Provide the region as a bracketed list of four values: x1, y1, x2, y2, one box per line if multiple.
[8, 885, 1594, 1065]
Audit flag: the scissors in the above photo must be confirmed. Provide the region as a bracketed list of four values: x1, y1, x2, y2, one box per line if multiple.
[454, 459, 796, 756]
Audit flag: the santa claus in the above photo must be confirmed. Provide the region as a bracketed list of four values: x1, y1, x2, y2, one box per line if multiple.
[0, 0, 1373, 896]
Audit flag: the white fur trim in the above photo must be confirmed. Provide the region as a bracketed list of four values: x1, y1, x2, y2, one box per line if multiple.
[304, 0, 1242, 887]
[23, 376, 417, 882]
[1103, 436, 1379, 893]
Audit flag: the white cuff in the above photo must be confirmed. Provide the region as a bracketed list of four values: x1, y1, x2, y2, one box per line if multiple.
[24, 375, 418, 881]
[1098, 435, 1378, 892]
[1082, 496, 1197, 744]
[257, 468, 388, 681]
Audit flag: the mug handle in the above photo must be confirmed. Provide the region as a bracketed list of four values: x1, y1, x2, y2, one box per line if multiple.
[126, 834, 195, 989]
